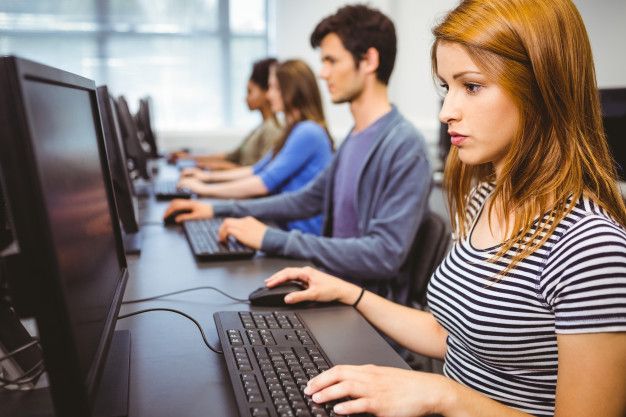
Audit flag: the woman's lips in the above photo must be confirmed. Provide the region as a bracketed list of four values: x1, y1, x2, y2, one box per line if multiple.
[449, 131, 467, 146]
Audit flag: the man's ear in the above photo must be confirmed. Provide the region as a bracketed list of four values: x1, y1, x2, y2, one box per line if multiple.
[358, 47, 380, 76]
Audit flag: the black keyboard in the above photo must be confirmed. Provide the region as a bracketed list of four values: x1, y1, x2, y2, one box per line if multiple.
[153, 180, 194, 200]
[214, 311, 357, 417]
[182, 218, 255, 261]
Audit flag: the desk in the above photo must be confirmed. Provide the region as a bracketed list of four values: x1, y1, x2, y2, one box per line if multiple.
[2, 169, 407, 417]
[117, 193, 313, 417]
[0, 189, 311, 417]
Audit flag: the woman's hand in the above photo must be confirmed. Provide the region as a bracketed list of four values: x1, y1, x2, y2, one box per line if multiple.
[265, 266, 362, 305]
[180, 167, 203, 177]
[304, 365, 449, 417]
[180, 167, 211, 181]
[167, 150, 189, 163]
[177, 177, 211, 194]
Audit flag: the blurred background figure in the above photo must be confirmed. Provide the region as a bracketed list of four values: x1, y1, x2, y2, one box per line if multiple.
[170, 57, 283, 170]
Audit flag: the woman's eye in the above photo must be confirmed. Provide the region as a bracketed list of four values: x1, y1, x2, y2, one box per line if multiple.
[465, 83, 482, 94]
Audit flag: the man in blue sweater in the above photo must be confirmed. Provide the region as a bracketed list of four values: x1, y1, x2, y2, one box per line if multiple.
[164, 5, 431, 304]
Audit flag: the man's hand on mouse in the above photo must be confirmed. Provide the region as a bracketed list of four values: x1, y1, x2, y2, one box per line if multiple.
[265, 266, 362, 306]
[163, 199, 214, 224]
[218, 216, 267, 249]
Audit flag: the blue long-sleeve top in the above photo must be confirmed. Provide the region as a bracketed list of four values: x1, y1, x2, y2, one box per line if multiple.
[252, 120, 332, 235]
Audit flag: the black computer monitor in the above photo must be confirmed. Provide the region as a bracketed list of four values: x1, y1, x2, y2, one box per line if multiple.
[135, 97, 160, 158]
[0, 56, 129, 417]
[97, 86, 142, 255]
[0, 178, 11, 252]
[115, 95, 151, 180]
[599, 88, 626, 181]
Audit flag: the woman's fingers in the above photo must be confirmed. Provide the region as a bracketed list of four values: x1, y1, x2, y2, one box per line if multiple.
[305, 365, 356, 396]
[283, 288, 316, 304]
[332, 397, 372, 416]
[266, 267, 311, 287]
[311, 380, 365, 404]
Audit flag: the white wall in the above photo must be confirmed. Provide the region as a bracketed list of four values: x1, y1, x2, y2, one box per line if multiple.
[162, 0, 626, 161]
[573, 0, 626, 88]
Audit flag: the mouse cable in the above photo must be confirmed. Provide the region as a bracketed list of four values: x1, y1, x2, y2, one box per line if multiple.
[117, 307, 223, 354]
[122, 286, 249, 304]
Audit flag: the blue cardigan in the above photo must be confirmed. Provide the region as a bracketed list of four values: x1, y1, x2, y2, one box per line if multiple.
[214, 107, 431, 303]
[253, 120, 332, 235]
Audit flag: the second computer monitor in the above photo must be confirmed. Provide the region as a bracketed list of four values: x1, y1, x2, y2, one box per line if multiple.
[97, 86, 142, 255]
[136, 97, 160, 158]
[115, 95, 151, 180]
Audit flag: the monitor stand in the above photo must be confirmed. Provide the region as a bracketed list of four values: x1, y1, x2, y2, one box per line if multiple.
[93, 330, 131, 417]
[122, 230, 142, 255]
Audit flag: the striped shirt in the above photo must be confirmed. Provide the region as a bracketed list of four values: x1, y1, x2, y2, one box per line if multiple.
[427, 183, 626, 416]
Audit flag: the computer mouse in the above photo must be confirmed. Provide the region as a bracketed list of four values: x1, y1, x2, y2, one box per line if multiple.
[248, 281, 308, 307]
[163, 208, 192, 226]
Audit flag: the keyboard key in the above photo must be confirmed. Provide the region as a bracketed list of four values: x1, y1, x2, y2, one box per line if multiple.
[247, 394, 263, 403]
[251, 408, 269, 417]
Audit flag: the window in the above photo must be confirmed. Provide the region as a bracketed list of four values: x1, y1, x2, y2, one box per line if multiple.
[0, 0, 271, 131]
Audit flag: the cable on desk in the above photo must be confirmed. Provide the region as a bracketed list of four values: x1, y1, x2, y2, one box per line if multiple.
[0, 338, 40, 364]
[117, 307, 223, 354]
[122, 286, 249, 304]
[0, 360, 45, 388]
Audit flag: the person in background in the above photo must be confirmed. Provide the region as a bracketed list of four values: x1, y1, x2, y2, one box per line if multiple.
[171, 57, 282, 170]
[165, 5, 431, 304]
[177, 59, 334, 236]
[260, 1, 626, 416]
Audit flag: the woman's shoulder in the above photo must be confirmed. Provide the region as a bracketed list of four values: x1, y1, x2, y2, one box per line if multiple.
[289, 120, 328, 142]
[540, 196, 626, 267]
[292, 120, 324, 131]
[260, 118, 283, 134]
[559, 196, 626, 239]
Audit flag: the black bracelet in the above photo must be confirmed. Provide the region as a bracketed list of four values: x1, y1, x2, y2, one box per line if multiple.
[352, 287, 366, 308]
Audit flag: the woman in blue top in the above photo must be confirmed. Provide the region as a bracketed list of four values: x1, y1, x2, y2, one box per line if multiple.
[177, 59, 333, 235]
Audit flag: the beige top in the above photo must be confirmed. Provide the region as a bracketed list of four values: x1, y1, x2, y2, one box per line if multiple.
[225, 118, 283, 166]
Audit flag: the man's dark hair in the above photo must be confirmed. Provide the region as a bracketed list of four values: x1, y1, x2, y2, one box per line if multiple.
[310, 4, 396, 85]
[249, 57, 278, 90]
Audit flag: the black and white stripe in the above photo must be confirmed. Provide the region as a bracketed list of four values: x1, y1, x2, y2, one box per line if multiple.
[427, 183, 626, 416]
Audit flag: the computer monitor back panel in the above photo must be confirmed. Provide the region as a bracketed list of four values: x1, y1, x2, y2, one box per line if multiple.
[0, 56, 128, 415]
